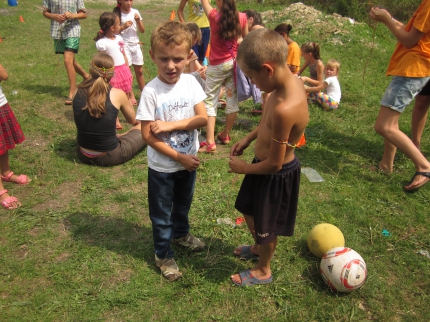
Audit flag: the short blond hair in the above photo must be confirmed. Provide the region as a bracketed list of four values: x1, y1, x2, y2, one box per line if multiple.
[237, 29, 287, 71]
[150, 21, 192, 52]
[326, 59, 340, 72]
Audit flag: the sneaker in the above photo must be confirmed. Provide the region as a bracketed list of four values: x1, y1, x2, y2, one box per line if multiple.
[173, 233, 205, 252]
[155, 255, 182, 281]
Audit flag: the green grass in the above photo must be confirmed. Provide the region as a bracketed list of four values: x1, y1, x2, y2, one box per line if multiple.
[0, 1, 429, 321]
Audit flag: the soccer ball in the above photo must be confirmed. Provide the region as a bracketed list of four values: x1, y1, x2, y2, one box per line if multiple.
[320, 247, 367, 293]
[307, 223, 345, 258]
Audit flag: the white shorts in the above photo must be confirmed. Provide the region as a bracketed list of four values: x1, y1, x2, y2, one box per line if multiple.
[124, 43, 144, 66]
[204, 59, 238, 117]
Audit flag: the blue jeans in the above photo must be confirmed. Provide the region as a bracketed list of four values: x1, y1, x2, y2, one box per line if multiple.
[148, 168, 196, 259]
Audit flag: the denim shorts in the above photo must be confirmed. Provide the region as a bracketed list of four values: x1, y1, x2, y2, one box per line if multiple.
[380, 76, 430, 113]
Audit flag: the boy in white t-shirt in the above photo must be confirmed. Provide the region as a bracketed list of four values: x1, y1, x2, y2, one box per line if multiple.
[306, 59, 341, 111]
[136, 21, 208, 282]
[114, 0, 145, 105]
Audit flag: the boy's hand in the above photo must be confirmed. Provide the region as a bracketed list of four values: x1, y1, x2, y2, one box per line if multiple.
[178, 154, 200, 172]
[230, 138, 249, 156]
[55, 14, 66, 23]
[64, 11, 73, 20]
[228, 156, 247, 174]
[134, 13, 140, 21]
[150, 120, 173, 134]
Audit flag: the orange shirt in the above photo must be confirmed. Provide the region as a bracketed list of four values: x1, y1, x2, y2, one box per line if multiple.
[387, 0, 430, 77]
[287, 41, 301, 73]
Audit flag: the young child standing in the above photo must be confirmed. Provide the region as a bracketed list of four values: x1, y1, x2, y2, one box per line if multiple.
[297, 42, 324, 88]
[95, 12, 133, 130]
[228, 29, 309, 286]
[306, 59, 341, 111]
[0, 63, 31, 209]
[42, 0, 90, 105]
[136, 21, 208, 281]
[370, 2, 430, 191]
[114, 0, 145, 105]
[198, 0, 248, 153]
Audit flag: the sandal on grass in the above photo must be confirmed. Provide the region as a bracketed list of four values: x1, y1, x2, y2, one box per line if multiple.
[217, 133, 231, 145]
[0, 189, 21, 210]
[64, 97, 73, 105]
[234, 245, 259, 261]
[198, 141, 216, 153]
[173, 232, 205, 252]
[1, 172, 31, 185]
[155, 255, 182, 282]
[231, 269, 273, 287]
[403, 171, 430, 192]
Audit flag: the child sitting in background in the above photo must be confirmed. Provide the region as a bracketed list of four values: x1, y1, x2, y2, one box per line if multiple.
[298, 41, 324, 88]
[306, 59, 341, 111]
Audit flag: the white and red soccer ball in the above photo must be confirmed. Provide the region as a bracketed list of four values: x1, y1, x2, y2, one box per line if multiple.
[320, 247, 367, 292]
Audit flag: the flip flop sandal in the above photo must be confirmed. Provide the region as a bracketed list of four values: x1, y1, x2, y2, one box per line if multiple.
[65, 97, 73, 105]
[234, 245, 259, 261]
[198, 141, 216, 153]
[404, 171, 430, 192]
[1, 172, 31, 185]
[0, 189, 21, 210]
[217, 133, 231, 144]
[232, 269, 273, 287]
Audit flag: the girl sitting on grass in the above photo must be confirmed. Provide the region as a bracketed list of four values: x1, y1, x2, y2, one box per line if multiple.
[297, 41, 324, 88]
[305, 59, 342, 111]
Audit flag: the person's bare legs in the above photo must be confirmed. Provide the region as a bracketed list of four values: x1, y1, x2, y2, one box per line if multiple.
[234, 214, 258, 256]
[411, 94, 430, 150]
[64, 51, 89, 99]
[204, 116, 216, 146]
[374, 105, 430, 188]
[219, 112, 237, 139]
[133, 64, 145, 91]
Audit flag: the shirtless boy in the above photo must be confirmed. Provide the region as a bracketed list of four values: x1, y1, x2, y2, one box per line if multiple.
[228, 28, 309, 286]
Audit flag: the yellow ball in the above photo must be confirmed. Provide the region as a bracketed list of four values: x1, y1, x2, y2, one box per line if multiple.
[307, 223, 345, 258]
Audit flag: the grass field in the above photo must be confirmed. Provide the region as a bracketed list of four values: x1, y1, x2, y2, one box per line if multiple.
[0, 1, 429, 321]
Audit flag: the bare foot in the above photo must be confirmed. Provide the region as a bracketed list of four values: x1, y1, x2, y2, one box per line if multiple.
[231, 267, 271, 285]
[233, 245, 259, 257]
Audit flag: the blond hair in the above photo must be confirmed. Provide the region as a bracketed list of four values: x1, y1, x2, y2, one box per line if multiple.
[78, 53, 115, 118]
[326, 59, 340, 72]
[237, 29, 287, 71]
[150, 21, 192, 52]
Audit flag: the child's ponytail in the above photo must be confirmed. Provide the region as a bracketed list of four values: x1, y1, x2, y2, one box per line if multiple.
[94, 12, 117, 42]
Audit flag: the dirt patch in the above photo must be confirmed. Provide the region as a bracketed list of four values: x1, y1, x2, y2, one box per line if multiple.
[32, 181, 81, 211]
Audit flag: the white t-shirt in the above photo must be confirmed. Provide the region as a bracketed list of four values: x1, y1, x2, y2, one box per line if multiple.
[0, 85, 7, 107]
[324, 76, 341, 103]
[95, 35, 126, 66]
[120, 8, 142, 44]
[136, 74, 207, 173]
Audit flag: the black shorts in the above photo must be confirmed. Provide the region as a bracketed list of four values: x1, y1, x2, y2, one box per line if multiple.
[418, 80, 430, 96]
[234, 156, 301, 244]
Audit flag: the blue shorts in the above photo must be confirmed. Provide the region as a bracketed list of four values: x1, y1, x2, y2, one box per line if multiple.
[191, 27, 210, 63]
[380, 76, 430, 113]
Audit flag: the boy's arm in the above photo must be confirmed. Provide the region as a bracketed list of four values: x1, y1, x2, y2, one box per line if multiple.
[0, 64, 8, 82]
[178, 0, 188, 23]
[64, 10, 87, 20]
[370, 7, 424, 49]
[150, 101, 207, 135]
[43, 10, 66, 23]
[230, 126, 258, 157]
[229, 107, 294, 175]
[141, 121, 201, 172]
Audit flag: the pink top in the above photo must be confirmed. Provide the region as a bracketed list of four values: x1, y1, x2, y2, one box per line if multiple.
[208, 9, 247, 66]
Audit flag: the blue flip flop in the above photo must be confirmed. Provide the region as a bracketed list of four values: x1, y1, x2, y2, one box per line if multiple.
[232, 269, 273, 287]
[234, 245, 259, 261]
